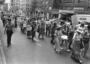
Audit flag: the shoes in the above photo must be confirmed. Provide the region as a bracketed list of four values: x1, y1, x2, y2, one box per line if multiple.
[7, 44, 11, 47]
[7, 43, 11, 47]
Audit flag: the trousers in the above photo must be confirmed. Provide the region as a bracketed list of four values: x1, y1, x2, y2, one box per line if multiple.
[6, 30, 13, 46]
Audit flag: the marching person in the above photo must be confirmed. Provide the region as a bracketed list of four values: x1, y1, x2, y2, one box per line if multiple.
[51, 23, 57, 45]
[31, 21, 37, 41]
[38, 22, 46, 39]
[46, 23, 51, 37]
[15, 16, 17, 28]
[23, 22, 27, 34]
[26, 23, 32, 38]
[5, 20, 14, 47]
[83, 26, 89, 58]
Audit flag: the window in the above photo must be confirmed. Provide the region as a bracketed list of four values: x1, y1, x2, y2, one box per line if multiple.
[78, 0, 85, 3]
[63, 0, 73, 3]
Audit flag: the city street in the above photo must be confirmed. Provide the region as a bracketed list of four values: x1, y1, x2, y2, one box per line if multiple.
[2, 28, 90, 64]
[0, 0, 90, 64]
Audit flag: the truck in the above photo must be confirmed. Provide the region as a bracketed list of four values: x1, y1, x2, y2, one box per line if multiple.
[71, 14, 90, 28]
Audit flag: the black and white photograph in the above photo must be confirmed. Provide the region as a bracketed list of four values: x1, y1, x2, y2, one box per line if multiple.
[0, 0, 90, 64]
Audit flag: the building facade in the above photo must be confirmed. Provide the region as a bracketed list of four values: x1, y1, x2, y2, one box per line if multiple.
[26, 0, 32, 17]
[11, 0, 20, 7]
[20, 0, 26, 10]
[53, 0, 90, 9]
[11, 0, 20, 12]
[52, 0, 90, 14]
[10, 0, 27, 15]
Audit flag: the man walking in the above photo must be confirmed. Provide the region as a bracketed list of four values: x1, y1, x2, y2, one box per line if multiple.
[5, 20, 13, 47]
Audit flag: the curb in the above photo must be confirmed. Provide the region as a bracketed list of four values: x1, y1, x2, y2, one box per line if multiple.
[0, 40, 6, 64]
[0, 48, 3, 64]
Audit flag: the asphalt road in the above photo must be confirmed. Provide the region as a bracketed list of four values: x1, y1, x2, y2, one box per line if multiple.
[3, 28, 90, 64]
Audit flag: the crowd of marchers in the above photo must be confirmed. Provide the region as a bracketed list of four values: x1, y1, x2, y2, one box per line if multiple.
[20, 17, 90, 64]
[0, 11, 90, 64]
